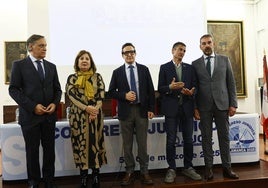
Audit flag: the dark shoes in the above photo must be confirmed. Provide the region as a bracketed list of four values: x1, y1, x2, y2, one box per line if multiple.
[80, 178, 88, 188]
[79, 168, 100, 188]
[204, 167, 214, 180]
[223, 168, 239, 179]
[79, 169, 89, 188]
[44, 182, 57, 188]
[140, 173, 153, 185]
[204, 167, 239, 180]
[121, 172, 135, 186]
[28, 185, 39, 188]
[29, 182, 57, 188]
[121, 172, 153, 185]
[92, 176, 100, 188]
[92, 169, 100, 188]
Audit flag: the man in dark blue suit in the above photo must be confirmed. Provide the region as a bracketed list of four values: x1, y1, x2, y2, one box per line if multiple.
[108, 43, 155, 186]
[158, 42, 201, 183]
[9, 34, 62, 188]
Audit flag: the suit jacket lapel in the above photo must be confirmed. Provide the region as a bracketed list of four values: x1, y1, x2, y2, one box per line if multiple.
[121, 64, 130, 90]
[26, 56, 36, 70]
[212, 54, 218, 77]
[167, 61, 179, 81]
[199, 56, 211, 78]
[200, 57, 207, 71]
[42, 60, 48, 82]
[27, 56, 42, 80]
[181, 62, 187, 81]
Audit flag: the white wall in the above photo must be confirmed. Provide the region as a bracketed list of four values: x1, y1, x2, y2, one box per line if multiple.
[47, 0, 206, 90]
[207, 0, 260, 115]
[255, 0, 268, 65]
[0, 0, 266, 124]
[0, 0, 28, 123]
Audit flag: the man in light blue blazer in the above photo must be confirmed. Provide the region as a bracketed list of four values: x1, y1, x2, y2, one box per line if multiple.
[192, 34, 239, 180]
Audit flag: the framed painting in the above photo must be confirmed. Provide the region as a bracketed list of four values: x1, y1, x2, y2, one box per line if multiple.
[207, 20, 246, 97]
[5, 41, 27, 84]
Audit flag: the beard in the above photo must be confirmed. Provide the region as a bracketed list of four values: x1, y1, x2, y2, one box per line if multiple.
[203, 47, 213, 56]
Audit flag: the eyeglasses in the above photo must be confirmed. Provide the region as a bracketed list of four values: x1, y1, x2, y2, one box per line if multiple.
[122, 50, 135, 56]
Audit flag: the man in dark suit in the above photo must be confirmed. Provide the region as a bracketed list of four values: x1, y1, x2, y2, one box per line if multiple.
[158, 42, 201, 183]
[9, 34, 62, 188]
[192, 34, 239, 180]
[108, 43, 155, 186]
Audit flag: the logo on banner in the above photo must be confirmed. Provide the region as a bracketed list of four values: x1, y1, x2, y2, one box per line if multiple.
[229, 119, 256, 153]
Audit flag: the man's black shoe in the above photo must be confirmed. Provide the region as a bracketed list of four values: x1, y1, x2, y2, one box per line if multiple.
[28, 185, 39, 188]
[204, 167, 213, 180]
[223, 168, 239, 179]
[45, 182, 58, 188]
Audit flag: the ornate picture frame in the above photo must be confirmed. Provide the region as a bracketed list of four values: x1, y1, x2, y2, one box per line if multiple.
[5, 41, 27, 84]
[207, 20, 246, 97]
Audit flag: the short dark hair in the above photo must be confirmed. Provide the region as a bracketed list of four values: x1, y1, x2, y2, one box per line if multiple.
[172, 42, 186, 50]
[121, 43, 136, 54]
[200, 34, 213, 43]
[74, 50, 97, 73]
[26, 34, 44, 51]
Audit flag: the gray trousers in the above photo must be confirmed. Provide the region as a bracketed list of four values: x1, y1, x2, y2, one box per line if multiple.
[199, 103, 231, 169]
[120, 104, 149, 174]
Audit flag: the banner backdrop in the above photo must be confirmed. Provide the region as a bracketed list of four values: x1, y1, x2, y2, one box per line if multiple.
[0, 113, 259, 180]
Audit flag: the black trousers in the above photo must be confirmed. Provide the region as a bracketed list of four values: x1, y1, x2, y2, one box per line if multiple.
[21, 119, 56, 186]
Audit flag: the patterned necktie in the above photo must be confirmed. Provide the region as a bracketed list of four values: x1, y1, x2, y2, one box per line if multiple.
[206, 56, 211, 76]
[36, 60, 45, 80]
[129, 65, 138, 102]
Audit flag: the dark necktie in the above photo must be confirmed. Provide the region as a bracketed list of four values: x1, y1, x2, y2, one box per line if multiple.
[36, 60, 45, 80]
[206, 56, 211, 76]
[129, 65, 138, 102]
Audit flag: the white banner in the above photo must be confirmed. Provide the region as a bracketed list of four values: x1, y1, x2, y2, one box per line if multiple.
[0, 113, 259, 180]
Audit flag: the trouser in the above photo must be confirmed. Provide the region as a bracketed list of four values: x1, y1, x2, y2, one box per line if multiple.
[120, 104, 149, 174]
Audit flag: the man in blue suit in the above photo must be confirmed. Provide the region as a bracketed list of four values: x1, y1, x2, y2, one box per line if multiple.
[9, 34, 62, 188]
[192, 34, 239, 180]
[108, 43, 155, 186]
[158, 42, 201, 183]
